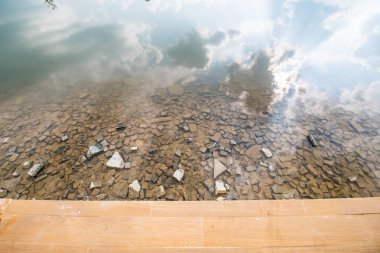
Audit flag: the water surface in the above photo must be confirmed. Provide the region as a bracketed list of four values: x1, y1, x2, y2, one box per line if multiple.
[0, 0, 379, 200]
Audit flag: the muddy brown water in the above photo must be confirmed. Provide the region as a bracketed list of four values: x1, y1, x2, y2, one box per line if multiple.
[0, 0, 379, 200]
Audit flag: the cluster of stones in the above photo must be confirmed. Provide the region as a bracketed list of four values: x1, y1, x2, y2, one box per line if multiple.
[0, 80, 379, 200]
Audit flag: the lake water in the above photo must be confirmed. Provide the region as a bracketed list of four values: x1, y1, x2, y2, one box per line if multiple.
[0, 0, 379, 200]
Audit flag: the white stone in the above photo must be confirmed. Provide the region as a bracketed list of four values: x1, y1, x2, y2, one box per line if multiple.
[131, 146, 138, 151]
[106, 152, 125, 169]
[124, 162, 131, 169]
[23, 161, 32, 169]
[27, 164, 44, 177]
[261, 148, 273, 158]
[129, 180, 141, 192]
[173, 168, 185, 182]
[61, 135, 69, 142]
[348, 176, 358, 182]
[214, 159, 227, 179]
[215, 180, 227, 195]
[2, 137, 9, 144]
[12, 170, 19, 177]
[90, 181, 102, 189]
[175, 150, 182, 157]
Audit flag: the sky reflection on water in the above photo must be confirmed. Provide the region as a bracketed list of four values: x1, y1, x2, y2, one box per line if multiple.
[0, 0, 380, 115]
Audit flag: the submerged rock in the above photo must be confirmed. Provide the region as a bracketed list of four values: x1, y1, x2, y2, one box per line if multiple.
[86, 143, 103, 159]
[173, 168, 185, 182]
[90, 181, 102, 189]
[246, 145, 261, 158]
[215, 180, 227, 195]
[261, 148, 272, 158]
[214, 159, 227, 179]
[129, 180, 141, 193]
[23, 161, 32, 169]
[27, 164, 44, 177]
[307, 135, 318, 147]
[106, 152, 125, 169]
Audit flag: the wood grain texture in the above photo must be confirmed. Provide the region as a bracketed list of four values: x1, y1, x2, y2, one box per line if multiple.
[0, 198, 379, 252]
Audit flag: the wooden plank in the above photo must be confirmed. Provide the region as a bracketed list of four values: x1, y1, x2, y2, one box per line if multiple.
[261, 245, 380, 253]
[0, 243, 87, 253]
[4, 198, 380, 218]
[4, 200, 152, 217]
[203, 215, 380, 247]
[151, 198, 380, 217]
[0, 198, 380, 252]
[0, 215, 204, 247]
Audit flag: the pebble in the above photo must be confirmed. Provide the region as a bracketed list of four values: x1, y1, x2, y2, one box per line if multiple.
[0, 189, 7, 198]
[27, 164, 44, 177]
[61, 135, 69, 142]
[23, 161, 32, 169]
[131, 146, 138, 151]
[12, 170, 19, 177]
[124, 162, 131, 169]
[86, 143, 103, 159]
[129, 180, 141, 192]
[173, 168, 185, 182]
[2, 137, 9, 144]
[175, 150, 182, 157]
[155, 185, 166, 198]
[211, 132, 222, 142]
[90, 181, 102, 189]
[261, 148, 272, 158]
[106, 152, 125, 169]
[348, 176, 358, 182]
[215, 180, 227, 195]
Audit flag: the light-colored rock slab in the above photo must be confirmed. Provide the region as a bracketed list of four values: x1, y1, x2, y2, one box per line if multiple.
[261, 148, 272, 158]
[27, 164, 44, 177]
[214, 159, 227, 179]
[215, 180, 227, 195]
[129, 180, 141, 192]
[173, 168, 185, 182]
[106, 152, 125, 169]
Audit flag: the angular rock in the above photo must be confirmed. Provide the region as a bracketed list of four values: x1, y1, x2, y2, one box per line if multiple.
[12, 170, 19, 177]
[90, 181, 102, 189]
[215, 180, 227, 195]
[124, 162, 131, 169]
[23, 161, 32, 169]
[173, 168, 185, 182]
[61, 135, 69, 142]
[129, 180, 141, 193]
[261, 148, 272, 158]
[0, 189, 7, 198]
[214, 159, 228, 179]
[211, 132, 222, 142]
[271, 184, 289, 194]
[27, 164, 44, 177]
[246, 145, 261, 158]
[116, 123, 126, 131]
[175, 150, 182, 157]
[106, 152, 125, 169]
[155, 185, 166, 198]
[86, 143, 103, 159]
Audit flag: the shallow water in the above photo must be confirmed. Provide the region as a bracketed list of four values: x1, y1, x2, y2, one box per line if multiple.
[0, 0, 379, 200]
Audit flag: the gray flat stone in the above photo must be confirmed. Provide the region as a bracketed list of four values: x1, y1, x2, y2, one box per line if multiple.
[214, 159, 227, 179]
